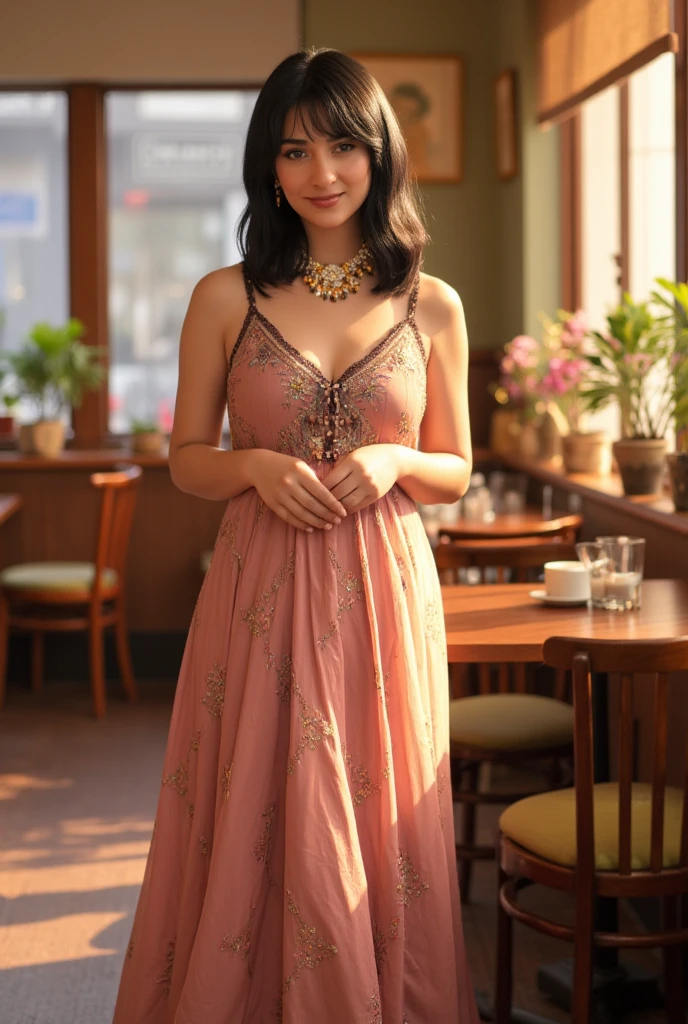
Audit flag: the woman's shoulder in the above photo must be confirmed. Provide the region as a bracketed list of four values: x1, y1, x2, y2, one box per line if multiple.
[415, 272, 464, 336]
[192, 262, 247, 306]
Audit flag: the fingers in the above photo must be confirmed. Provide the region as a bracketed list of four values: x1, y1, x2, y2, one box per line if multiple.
[281, 496, 337, 532]
[300, 472, 347, 519]
[340, 487, 370, 512]
[295, 484, 343, 526]
[276, 504, 313, 532]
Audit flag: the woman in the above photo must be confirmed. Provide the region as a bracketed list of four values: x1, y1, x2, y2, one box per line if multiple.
[113, 48, 477, 1024]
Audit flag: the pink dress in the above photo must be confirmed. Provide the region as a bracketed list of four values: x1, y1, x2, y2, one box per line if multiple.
[112, 270, 479, 1024]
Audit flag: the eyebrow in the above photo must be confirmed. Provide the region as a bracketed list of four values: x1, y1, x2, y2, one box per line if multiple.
[280, 134, 351, 145]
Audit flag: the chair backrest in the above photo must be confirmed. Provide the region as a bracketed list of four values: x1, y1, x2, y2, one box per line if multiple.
[89, 465, 142, 600]
[543, 636, 688, 877]
[434, 536, 578, 584]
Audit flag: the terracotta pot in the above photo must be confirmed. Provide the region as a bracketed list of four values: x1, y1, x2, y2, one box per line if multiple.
[131, 430, 164, 455]
[561, 431, 612, 475]
[667, 451, 688, 511]
[517, 420, 540, 459]
[538, 405, 565, 460]
[31, 420, 66, 458]
[489, 408, 521, 456]
[612, 437, 668, 496]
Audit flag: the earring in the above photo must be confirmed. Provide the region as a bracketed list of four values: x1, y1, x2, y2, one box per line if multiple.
[274, 179, 282, 208]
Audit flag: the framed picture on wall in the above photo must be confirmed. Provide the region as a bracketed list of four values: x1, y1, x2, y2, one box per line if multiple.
[351, 53, 463, 183]
[494, 69, 518, 181]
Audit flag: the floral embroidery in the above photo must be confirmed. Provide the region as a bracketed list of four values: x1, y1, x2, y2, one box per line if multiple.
[253, 801, 276, 868]
[221, 905, 256, 970]
[273, 997, 283, 1022]
[389, 488, 418, 571]
[424, 599, 444, 646]
[287, 685, 334, 775]
[202, 662, 226, 719]
[395, 409, 415, 445]
[283, 890, 338, 991]
[317, 549, 363, 649]
[156, 939, 175, 998]
[217, 515, 243, 574]
[222, 762, 233, 802]
[342, 744, 388, 805]
[367, 993, 383, 1024]
[397, 555, 407, 591]
[163, 732, 202, 799]
[187, 803, 195, 819]
[276, 654, 293, 706]
[373, 916, 400, 976]
[198, 835, 210, 856]
[242, 552, 296, 674]
[228, 372, 259, 451]
[397, 851, 430, 906]
[375, 667, 391, 704]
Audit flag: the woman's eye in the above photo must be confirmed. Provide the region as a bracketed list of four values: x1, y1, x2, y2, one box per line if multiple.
[336, 143, 355, 153]
[284, 149, 306, 160]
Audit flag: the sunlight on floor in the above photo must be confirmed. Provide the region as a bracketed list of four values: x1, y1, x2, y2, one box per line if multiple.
[0, 912, 127, 968]
[0, 856, 148, 897]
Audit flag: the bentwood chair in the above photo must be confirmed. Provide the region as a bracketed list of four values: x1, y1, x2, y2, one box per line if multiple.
[0, 465, 142, 718]
[435, 537, 576, 903]
[496, 636, 688, 1024]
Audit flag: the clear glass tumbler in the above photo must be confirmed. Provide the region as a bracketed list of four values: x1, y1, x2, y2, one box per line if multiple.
[594, 536, 646, 610]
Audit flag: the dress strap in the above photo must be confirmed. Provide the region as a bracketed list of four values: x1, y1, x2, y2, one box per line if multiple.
[242, 263, 257, 310]
[407, 273, 420, 319]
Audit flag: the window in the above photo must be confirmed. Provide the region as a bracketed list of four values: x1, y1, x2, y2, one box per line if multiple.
[106, 90, 258, 434]
[0, 92, 69, 402]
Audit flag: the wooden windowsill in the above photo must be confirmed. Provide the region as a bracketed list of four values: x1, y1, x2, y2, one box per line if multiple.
[0, 447, 171, 470]
[492, 451, 688, 537]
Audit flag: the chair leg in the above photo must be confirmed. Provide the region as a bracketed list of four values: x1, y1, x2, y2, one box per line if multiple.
[662, 896, 686, 1024]
[0, 593, 9, 710]
[494, 864, 513, 1024]
[571, 898, 594, 1023]
[31, 632, 44, 693]
[458, 763, 480, 904]
[88, 613, 107, 719]
[114, 602, 137, 703]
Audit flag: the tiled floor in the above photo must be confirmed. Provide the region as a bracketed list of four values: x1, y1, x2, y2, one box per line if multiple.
[0, 681, 674, 1023]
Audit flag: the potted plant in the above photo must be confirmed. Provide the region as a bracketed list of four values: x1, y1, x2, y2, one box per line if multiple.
[540, 309, 612, 475]
[130, 418, 164, 455]
[4, 319, 104, 458]
[0, 377, 19, 438]
[581, 294, 672, 495]
[652, 278, 688, 510]
[492, 334, 546, 458]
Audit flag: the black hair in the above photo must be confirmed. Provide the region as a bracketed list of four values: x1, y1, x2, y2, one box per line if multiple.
[237, 48, 427, 296]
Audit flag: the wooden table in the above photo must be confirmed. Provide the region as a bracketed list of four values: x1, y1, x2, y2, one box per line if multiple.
[443, 579, 688, 662]
[442, 579, 688, 1023]
[438, 509, 582, 541]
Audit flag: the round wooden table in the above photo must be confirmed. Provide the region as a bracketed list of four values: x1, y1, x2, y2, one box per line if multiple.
[438, 509, 582, 542]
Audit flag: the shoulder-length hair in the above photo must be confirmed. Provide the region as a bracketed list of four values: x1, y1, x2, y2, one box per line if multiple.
[238, 48, 427, 297]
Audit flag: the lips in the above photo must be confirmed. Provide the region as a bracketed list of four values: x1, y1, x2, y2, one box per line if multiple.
[306, 194, 343, 207]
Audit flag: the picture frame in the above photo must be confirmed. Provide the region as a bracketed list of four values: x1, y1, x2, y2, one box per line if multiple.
[494, 69, 519, 181]
[350, 53, 463, 184]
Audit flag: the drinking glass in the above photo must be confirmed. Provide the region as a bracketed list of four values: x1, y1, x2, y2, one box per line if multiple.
[575, 542, 613, 607]
[594, 536, 646, 610]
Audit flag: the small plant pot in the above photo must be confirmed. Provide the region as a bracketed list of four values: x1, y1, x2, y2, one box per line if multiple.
[612, 437, 668, 496]
[667, 451, 688, 511]
[131, 430, 164, 455]
[561, 431, 612, 475]
[18, 420, 66, 458]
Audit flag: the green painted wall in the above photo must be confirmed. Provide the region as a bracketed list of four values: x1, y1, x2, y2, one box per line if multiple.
[304, 0, 561, 351]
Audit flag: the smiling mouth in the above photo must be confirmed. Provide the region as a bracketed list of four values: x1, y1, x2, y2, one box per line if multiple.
[306, 193, 343, 200]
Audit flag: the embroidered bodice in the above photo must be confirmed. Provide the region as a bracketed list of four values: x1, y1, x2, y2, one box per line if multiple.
[227, 269, 427, 466]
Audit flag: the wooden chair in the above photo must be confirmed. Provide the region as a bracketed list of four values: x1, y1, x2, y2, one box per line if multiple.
[496, 636, 688, 1024]
[436, 537, 577, 903]
[438, 512, 582, 544]
[0, 465, 142, 718]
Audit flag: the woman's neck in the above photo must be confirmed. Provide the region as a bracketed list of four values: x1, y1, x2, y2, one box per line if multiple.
[302, 218, 364, 265]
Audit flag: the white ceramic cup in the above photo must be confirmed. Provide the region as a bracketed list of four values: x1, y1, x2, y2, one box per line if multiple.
[544, 560, 591, 600]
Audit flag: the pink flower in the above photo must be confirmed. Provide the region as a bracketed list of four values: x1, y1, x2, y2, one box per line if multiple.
[605, 334, 622, 353]
[560, 310, 587, 347]
[500, 355, 515, 374]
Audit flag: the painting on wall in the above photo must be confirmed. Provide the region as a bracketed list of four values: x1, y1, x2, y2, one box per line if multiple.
[494, 69, 518, 181]
[351, 53, 463, 183]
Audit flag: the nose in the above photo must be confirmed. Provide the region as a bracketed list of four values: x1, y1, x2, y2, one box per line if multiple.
[309, 152, 337, 190]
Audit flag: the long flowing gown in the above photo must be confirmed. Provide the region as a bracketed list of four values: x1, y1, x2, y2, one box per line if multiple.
[112, 270, 479, 1024]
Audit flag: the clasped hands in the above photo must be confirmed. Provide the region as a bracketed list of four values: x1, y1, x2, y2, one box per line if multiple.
[252, 445, 404, 533]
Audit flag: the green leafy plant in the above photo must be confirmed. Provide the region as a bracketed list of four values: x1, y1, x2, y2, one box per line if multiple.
[651, 278, 688, 451]
[3, 319, 105, 421]
[130, 418, 160, 434]
[581, 293, 673, 439]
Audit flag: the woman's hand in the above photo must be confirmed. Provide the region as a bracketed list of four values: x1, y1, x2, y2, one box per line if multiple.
[251, 450, 347, 532]
[323, 444, 404, 513]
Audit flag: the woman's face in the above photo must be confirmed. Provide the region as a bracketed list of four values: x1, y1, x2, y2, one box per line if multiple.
[275, 109, 372, 229]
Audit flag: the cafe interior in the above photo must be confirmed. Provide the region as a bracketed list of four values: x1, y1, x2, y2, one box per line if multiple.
[1, 0, 688, 1021]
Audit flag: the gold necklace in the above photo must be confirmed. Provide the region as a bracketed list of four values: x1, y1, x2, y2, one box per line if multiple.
[302, 242, 373, 302]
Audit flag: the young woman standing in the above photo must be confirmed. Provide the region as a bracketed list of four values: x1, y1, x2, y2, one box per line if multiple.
[113, 47, 477, 1024]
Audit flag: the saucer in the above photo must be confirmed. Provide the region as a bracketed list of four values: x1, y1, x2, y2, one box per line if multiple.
[528, 588, 589, 607]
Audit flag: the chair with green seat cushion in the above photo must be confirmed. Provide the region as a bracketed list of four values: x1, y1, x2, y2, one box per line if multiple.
[0, 465, 142, 718]
[450, 693, 574, 751]
[0, 563, 119, 594]
[494, 636, 688, 1024]
[438, 536, 577, 904]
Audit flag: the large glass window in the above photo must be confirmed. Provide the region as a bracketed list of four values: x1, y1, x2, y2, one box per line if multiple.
[0, 92, 68, 375]
[106, 91, 258, 434]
